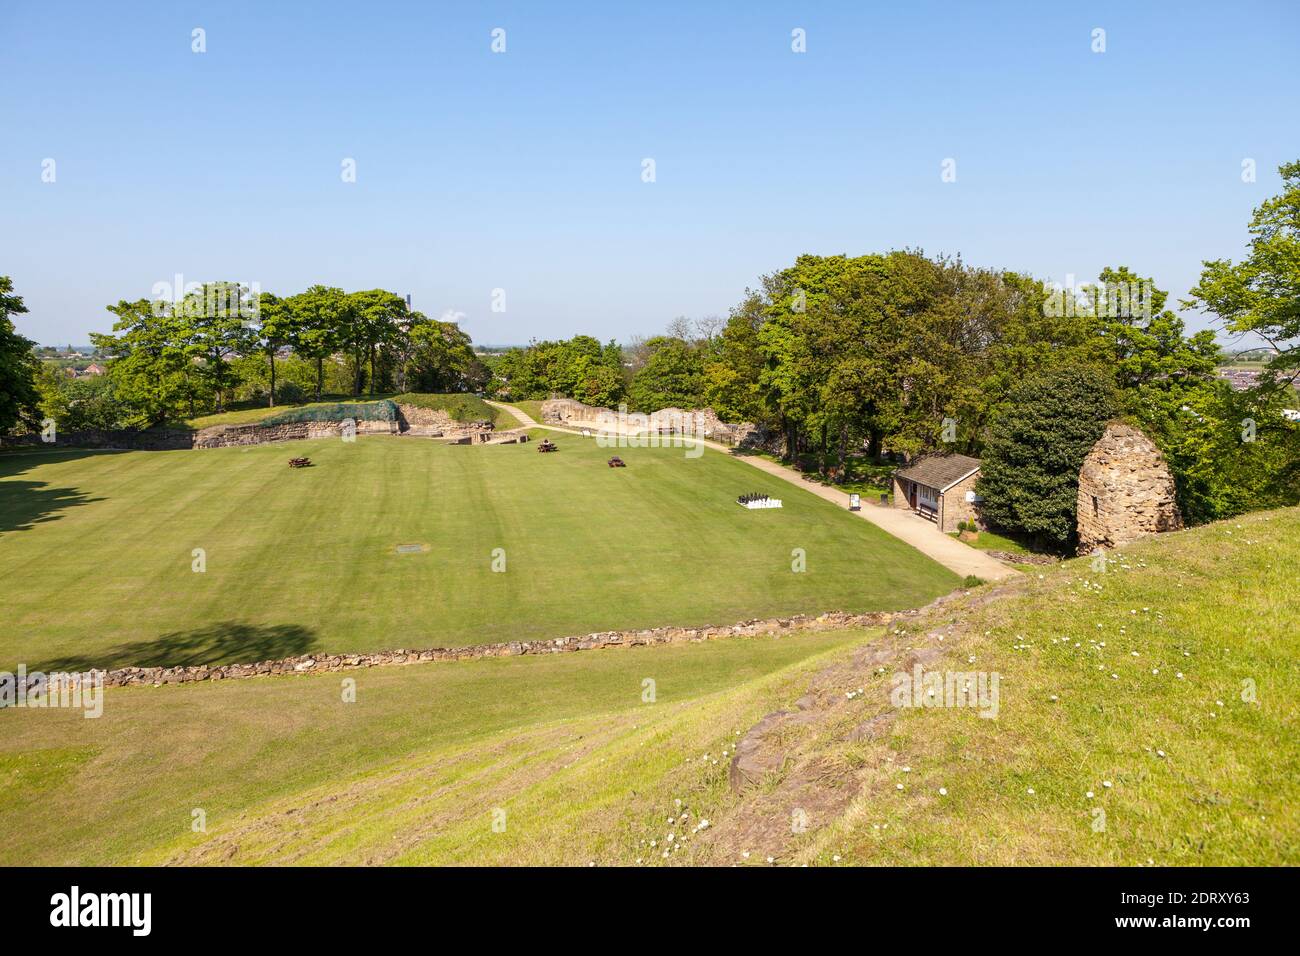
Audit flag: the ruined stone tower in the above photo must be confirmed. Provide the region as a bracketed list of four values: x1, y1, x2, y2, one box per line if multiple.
[1076, 422, 1183, 554]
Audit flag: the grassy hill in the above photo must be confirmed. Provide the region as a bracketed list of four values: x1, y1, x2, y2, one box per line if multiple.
[2, 506, 1293, 865]
[0, 629, 865, 865]
[0, 433, 956, 671]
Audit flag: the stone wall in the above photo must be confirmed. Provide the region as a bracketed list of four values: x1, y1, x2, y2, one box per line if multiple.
[194, 419, 396, 448]
[64, 610, 901, 689]
[2, 418, 402, 452]
[539, 398, 763, 447]
[1076, 422, 1182, 553]
[396, 403, 455, 436]
[938, 471, 982, 533]
[0, 428, 195, 451]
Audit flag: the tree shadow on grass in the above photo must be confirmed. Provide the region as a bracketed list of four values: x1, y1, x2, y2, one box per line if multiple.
[0, 449, 123, 537]
[0, 479, 103, 537]
[32, 622, 321, 672]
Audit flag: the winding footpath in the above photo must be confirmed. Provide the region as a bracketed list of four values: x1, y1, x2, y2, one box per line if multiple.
[488, 401, 1018, 582]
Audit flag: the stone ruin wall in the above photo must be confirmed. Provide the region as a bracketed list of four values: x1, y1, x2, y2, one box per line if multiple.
[48, 610, 900, 691]
[540, 398, 764, 447]
[1, 406, 502, 451]
[194, 418, 397, 448]
[1076, 422, 1183, 554]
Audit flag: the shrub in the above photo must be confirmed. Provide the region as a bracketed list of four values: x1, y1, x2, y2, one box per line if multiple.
[977, 366, 1118, 551]
[275, 381, 306, 404]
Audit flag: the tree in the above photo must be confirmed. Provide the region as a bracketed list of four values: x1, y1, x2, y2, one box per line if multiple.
[627, 336, 704, 411]
[344, 289, 406, 396]
[1186, 159, 1300, 382]
[290, 286, 348, 400]
[403, 317, 486, 393]
[177, 281, 258, 412]
[256, 292, 300, 406]
[36, 364, 126, 431]
[976, 366, 1118, 550]
[0, 276, 40, 434]
[1087, 266, 1219, 390]
[90, 298, 199, 426]
[487, 335, 625, 403]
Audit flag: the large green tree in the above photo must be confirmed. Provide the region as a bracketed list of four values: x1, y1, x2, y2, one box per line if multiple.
[289, 285, 348, 400]
[1186, 159, 1300, 381]
[344, 289, 407, 395]
[403, 316, 486, 393]
[179, 281, 257, 412]
[90, 298, 201, 426]
[0, 276, 40, 434]
[627, 336, 705, 411]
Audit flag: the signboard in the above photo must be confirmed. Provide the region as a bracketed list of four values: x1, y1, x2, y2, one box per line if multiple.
[849, 493, 861, 511]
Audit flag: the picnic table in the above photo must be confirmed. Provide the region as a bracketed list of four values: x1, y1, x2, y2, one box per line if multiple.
[288, 457, 312, 468]
[538, 439, 558, 453]
[607, 456, 626, 467]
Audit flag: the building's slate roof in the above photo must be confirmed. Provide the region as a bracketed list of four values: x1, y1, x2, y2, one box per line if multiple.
[894, 453, 981, 493]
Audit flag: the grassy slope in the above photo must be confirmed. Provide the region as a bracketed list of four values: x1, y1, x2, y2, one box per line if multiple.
[0, 630, 864, 865]
[796, 508, 1299, 866]
[2, 508, 1293, 865]
[0, 434, 956, 671]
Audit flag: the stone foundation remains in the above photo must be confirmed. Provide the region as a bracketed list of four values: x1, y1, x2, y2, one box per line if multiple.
[61, 610, 905, 690]
[539, 398, 764, 447]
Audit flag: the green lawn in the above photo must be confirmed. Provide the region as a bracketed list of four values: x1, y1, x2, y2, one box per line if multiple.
[947, 528, 1034, 554]
[1, 505, 1291, 865]
[798, 507, 1300, 866]
[0, 433, 957, 671]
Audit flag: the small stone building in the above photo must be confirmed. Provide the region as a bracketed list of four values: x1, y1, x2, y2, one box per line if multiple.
[892, 453, 982, 533]
[1076, 422, 1182, 554]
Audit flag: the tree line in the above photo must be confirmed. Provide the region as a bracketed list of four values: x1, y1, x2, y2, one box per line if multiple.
[5, 161, 1298, 546]
[23, 284, 486, 429]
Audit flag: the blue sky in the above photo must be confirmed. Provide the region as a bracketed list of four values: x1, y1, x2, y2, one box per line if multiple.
[2, 0, 1298, 346]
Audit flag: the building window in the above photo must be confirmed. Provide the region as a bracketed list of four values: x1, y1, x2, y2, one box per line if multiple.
[1091, 495, 1099, 517]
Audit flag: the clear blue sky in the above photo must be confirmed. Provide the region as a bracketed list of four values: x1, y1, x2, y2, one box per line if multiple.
[2, 0, 1297, 347]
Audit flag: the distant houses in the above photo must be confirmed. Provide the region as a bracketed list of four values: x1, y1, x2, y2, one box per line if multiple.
[62, 362, 106, 379]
